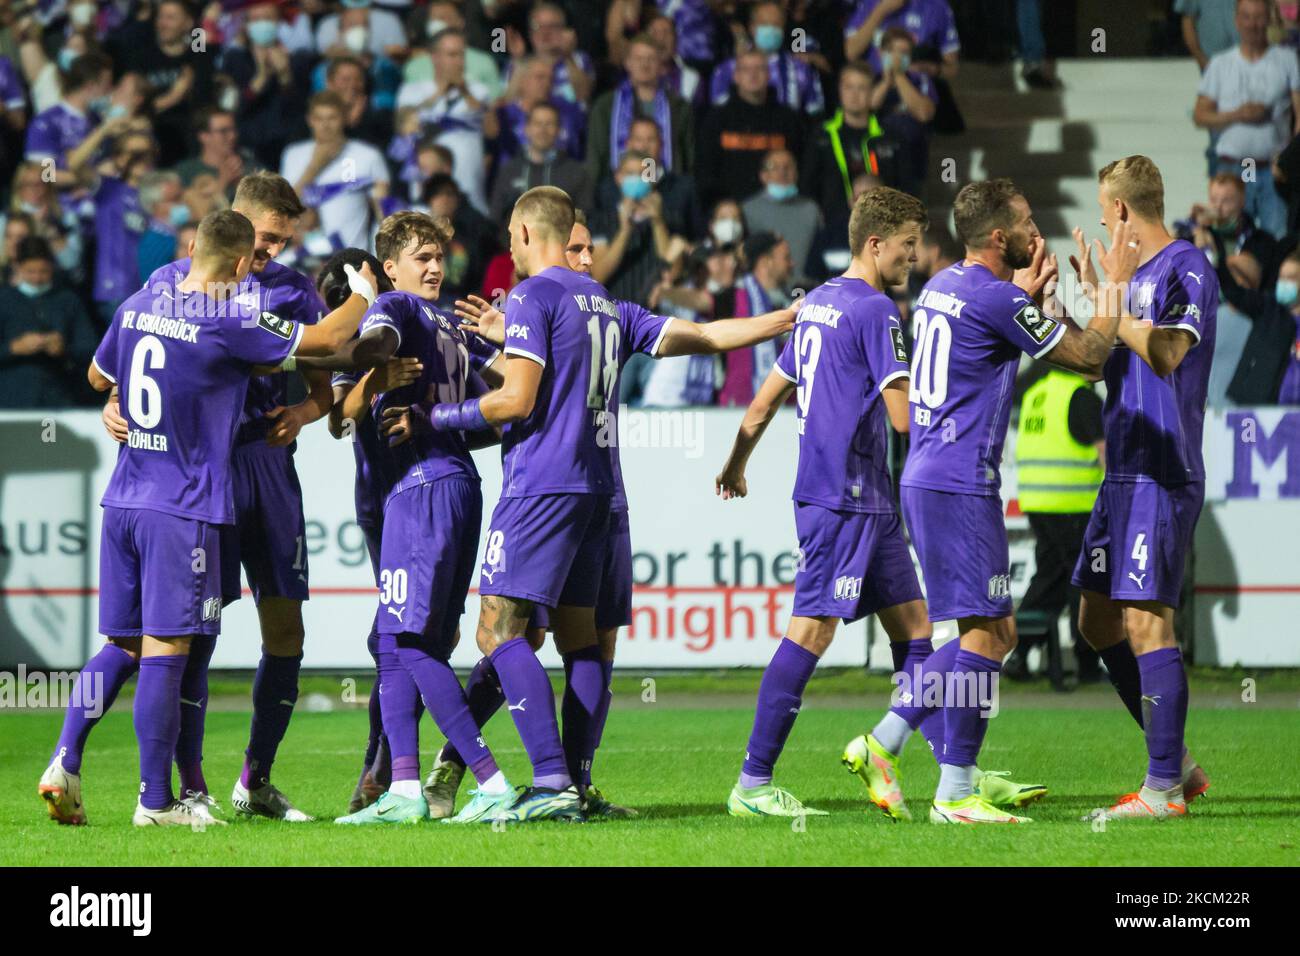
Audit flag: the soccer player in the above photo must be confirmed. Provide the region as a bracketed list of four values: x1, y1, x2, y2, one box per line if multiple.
[302, 213, 516, 826]
[315, 249, 419, 814]
[39, 210, 377, 827]
[1071, 157, 1216, 820]
[426, 211, 795, 819]
[137, 173, 353, 822]
[897, 178, 1136, 823]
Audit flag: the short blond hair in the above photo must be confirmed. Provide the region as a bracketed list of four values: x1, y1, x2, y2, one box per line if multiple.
[848, 186, 927, 257]
[193, 210, 254, 268]
[1099, 155, 1165, 223]
[513, 186, 574, 244]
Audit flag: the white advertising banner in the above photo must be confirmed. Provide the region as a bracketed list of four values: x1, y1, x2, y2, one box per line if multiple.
[1, 407, 1297, 669]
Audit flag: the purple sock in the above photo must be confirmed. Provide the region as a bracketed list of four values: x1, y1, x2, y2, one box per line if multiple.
[396, 643, 500, 784]
[175, 634, 216, 794]
[53, 642, 137, 774]
[1137, 647, 1188, 790]
[586, 659, 615, 786]
[241, 651, 302, 788]
[739, 638, 819, 787]
[1101, 641, 1145, 728]
[889, 637, 960, 760]
[374, 635, 420, 779]
[441, 656, 506, 767]
[363, 630, 384, 768]
[490, 637, 570, 790]
[941, 649, 1001, 767]
[891, 637, 934, 674]
[134, 655, 187, 810]
[560, 645, 605, 789]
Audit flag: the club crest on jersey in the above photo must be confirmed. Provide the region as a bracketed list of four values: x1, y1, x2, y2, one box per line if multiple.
[834, 575, 862, 601]
[890, 325, 908, 363]
[1012, 304, 1056, 343]
[257, 311, 294, 339]
[201, 597, 221, 623]
[987, 574, 1010, 599]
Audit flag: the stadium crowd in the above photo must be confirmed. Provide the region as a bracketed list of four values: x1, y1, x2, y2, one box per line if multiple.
[0, 0, 1298, 410]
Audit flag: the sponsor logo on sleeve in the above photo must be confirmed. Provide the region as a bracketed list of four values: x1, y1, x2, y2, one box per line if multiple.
[257, 311, 295, 339]
[890, 324, 908, 363]
[506, 324, 529, 340]
[1013, 303, 1057, 344]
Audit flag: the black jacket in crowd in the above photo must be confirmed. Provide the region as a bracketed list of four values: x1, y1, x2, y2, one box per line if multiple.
[1214, 232, 1298, 404]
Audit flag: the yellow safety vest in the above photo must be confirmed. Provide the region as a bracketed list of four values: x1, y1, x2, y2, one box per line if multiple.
[1016, 370, 1103, 513]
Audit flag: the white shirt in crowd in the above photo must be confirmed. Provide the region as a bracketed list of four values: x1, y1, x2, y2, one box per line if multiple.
[396, 78, 492, 214]
[315, 9, 408, 59]
[1199, 44, 1300, 160]
[280, 138, 389, 251]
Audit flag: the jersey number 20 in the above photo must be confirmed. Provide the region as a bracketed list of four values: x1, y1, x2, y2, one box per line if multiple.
[909, 309, 952, 409]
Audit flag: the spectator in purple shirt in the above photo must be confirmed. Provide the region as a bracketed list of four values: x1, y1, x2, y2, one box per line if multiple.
[24, 51, 114, 190]
[708, 1, 825, 116]
[654, 0, 717, 70]
[844, 0, 961, 85]
[504, 2, 596, 107]
[495, 54, 587, 163]
[870, 28, 937, 198]
[69, 127, 156, 327]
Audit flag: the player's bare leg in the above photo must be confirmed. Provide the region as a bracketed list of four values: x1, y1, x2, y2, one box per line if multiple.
[231, 597, 312, 821]
[40, 636, 142, 825]
[729, 615, 835, 818]
[1079, 590, 1208, 806]
[474, 595, 582, 821]
[133, 635, 224, 827]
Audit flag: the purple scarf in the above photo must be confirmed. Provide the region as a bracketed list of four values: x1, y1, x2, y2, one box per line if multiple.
[609, 80, 673, 172]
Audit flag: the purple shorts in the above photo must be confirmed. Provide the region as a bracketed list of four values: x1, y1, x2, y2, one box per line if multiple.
[99, 506, 225, 637]
[530, 506, 633, 632]
[792, 503, 924, 622]
[1071, 480, 1204, 608]
[480, 493, 611, 607]
[220, 443, 309, 605]
[900, 486, 1011, 622]
[377, 478, 482, 657]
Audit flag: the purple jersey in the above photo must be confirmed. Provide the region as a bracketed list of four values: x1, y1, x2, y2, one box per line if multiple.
[708, 54, 825, 114]
[499, 266, 623, 497]
[901, 261, 1065, 496]
[0, 56, 25, 112]
[146, 258, 326, 447]
[659, 0, 716, 63]
[92, 176, 147, 304]
[24, 102, 95, 167]
[845, 0, 961, 71]
[774, 277, 910, 513]
[1104, 239, 1218, 483]
[499, 99, 585, 161]
[359, 291, 485, 501]
[93, 283, 303, 525]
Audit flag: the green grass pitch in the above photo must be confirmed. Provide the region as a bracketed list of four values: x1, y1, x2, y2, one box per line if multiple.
[1, 671, 1296, 866]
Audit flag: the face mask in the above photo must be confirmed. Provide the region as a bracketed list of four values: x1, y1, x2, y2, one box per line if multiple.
[753, 24, 783, 53]
[706, 278, 723, 293]
[69, 4, 96, 28]
[220, 87, 239, 112]
[341, 0, 371, 8]
[343, 26, 370, 53]
[426, 18, 449, 39]
[884, 51, 912, 72]
[712, 218, 742, 245]
[105, 103, 129, 120]
[91, 95, 113, 116]
[19, 201, 43, 214]
[620, 177, 652, 201]
[58, 48, 79, 72]
[765, 182, 797, 201]
[248, 20, 279, 47]
[18, 281, 51, 297]
[1277, 278, 1299, 307]
[168, 204, 192, 228]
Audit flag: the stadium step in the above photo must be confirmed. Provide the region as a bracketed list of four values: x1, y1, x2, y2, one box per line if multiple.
[930, 58, 1205, 244]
